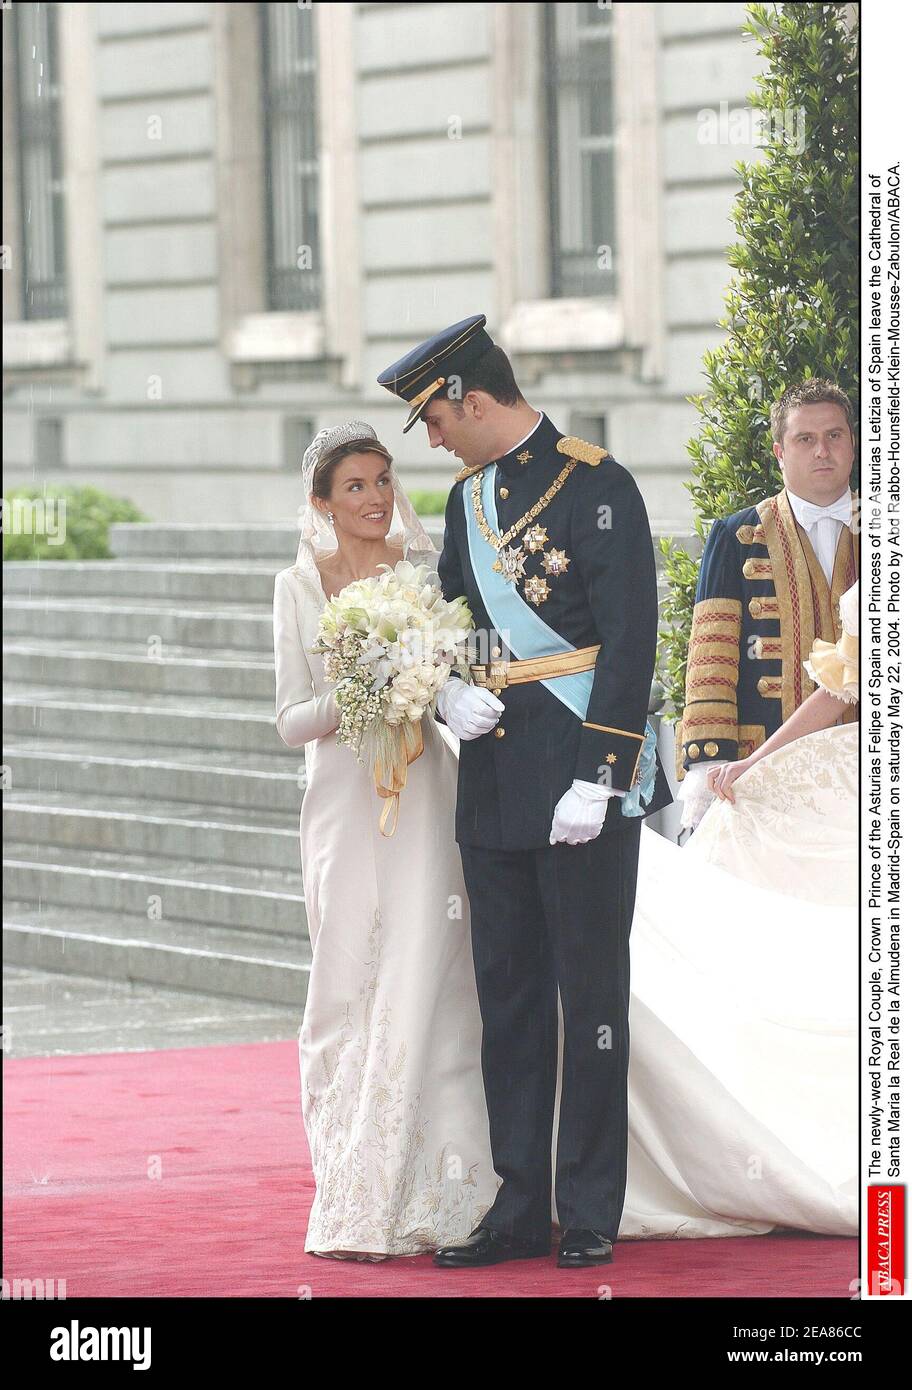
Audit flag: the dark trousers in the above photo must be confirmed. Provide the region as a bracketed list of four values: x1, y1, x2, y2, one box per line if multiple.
[459, 819, 642, 1243]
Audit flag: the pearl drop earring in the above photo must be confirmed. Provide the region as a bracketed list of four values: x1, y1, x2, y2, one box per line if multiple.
[327, 511, 335, 523]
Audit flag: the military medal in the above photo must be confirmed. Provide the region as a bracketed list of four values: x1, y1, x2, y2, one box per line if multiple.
[523, 524, 549, 553]
[524, 576, 551, 606]
[494, 545, 528, 584]
[542, 547, 570, 576]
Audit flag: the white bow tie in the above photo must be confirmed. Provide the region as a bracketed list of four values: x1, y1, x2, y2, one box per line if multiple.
[792, 494, 853, 529]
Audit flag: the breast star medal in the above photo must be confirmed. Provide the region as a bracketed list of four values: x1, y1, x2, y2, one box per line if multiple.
[523, 524, 549, 553]
[493, 544, 528, 585]
[524, 575, 551, 606]
[542, 547, 570, 575]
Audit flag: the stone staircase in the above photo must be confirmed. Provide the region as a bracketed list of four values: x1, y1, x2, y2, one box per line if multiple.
[2, 521, 361, 1009]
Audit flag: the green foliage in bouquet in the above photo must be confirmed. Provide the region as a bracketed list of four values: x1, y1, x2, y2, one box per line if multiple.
[3, 484, 148, 560]
[658, 2, 858, 721]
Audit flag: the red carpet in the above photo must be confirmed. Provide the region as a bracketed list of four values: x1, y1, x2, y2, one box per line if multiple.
[3, 1039, 857, 1298]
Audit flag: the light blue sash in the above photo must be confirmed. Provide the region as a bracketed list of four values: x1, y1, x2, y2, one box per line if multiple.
[463, 464, 656, 816]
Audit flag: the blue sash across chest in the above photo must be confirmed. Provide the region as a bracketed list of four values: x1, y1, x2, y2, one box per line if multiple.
[462, 463, 656, 815]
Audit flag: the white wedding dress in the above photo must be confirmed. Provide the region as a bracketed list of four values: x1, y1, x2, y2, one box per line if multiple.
[274, 541, 500, 1257]
[277, 506, 858, 1250]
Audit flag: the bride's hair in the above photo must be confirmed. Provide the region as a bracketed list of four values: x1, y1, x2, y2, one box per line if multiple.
[311, 437, 393, 501]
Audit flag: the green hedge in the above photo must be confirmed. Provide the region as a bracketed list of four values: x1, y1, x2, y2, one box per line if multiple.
[3, 485, 148, 561]
[657, 2, 858, 722]
[406, 489, 449, 516]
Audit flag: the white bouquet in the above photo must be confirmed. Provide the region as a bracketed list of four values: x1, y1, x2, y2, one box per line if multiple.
[311, 560, 474, 832]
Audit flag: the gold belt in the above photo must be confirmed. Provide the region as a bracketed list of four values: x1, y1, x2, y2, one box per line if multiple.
[469, 643, 600, 690]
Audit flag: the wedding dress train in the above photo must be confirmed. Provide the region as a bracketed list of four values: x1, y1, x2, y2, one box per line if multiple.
[619, 722, 857, 1239]
[616, 581, 858, 1237]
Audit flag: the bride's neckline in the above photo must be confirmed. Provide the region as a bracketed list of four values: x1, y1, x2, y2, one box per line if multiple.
[314, 541, 407, 602]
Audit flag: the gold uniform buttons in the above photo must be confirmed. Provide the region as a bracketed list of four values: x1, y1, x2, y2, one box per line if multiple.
[704, 741, 719, 757]
[758, 676, 770, 693]
[687, 742, 700, 758]
[494, 727, 505, 738]
[492, 687, 502, 695]
[749, 598, 762, 618]
[491, 646, 501, 659]
[499, 486, 510, 499]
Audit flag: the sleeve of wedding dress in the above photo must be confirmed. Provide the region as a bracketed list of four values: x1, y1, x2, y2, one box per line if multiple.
[272, 570, 340, 747]
[802, 582, 859, 704]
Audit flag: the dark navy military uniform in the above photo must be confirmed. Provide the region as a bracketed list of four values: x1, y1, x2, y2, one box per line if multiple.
[438, 411, 672, 848]
[378, 316, 672, 1244]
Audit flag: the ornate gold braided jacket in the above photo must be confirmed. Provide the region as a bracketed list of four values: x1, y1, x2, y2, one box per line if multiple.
[676, 488, 859, 780]
[437, 411, 672, 851]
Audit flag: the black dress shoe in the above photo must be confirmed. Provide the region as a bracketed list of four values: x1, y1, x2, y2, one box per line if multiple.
[433, 1225, 550, 1267]
[557, 1228, 614, 1267]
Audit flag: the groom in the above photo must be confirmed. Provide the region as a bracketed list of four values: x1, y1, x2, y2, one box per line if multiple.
[378, 315, 672, 1267]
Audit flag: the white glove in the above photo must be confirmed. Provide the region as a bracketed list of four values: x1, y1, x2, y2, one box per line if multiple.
[435, 677, 504, 740]
[677, 763, 715, 831]
[549, 778, 621, 846]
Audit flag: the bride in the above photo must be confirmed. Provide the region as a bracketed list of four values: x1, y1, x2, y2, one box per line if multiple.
[274, 421, 857, 1260]
[273, 421, 499, 1259]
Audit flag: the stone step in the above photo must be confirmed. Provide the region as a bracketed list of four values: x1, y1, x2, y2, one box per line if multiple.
[107, 519, 447, 562]
[3, 596, 272, 654]
[4, 685, 278, 755]
[4, 560, 279, 604]
[4, 734, 304, 812]
[4, 640, 274, 700]
[3, 790, 301, 874]
[109, 522, 304, 562]
[3, 900, 310, 1007]
[3, 840, 307, 936]
[2, 965, 302, 1057]
[102, 519, 687, 566]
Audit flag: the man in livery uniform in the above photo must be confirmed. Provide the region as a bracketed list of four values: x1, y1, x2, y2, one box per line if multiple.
[677, 379, 859, 831]
[378, 314, 672, 1268]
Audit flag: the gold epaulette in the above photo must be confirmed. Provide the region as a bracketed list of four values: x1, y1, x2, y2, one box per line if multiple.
[453, 435, 611, 480]
[556, 435, 611, 467]
[453, 462, 488, 483]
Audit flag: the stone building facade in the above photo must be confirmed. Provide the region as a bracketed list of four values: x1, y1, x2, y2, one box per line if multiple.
[3, 1, 766, 530]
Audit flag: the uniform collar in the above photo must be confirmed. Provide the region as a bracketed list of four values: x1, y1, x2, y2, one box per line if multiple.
[495, 412, 561, 478]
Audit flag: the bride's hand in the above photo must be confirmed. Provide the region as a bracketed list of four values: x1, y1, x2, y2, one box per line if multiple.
[706, 758, 753, 803]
